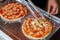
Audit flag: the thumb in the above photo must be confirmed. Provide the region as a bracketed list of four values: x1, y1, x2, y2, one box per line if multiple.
[48, 5, 51, 13]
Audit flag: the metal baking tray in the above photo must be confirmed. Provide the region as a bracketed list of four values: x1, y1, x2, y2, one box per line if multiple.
[0, 0, 60, 40]
[24, 0, 60, 40]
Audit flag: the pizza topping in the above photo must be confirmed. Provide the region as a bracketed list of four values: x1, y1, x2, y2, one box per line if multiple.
[22, 18, 52, 38]
[1, 3, 28, 20]
[0, 9, 3, 14]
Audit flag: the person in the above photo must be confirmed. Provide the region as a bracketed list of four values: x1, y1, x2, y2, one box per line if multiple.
[31, 0, 58, 15]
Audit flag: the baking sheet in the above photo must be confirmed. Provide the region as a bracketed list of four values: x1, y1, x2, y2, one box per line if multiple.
[0, 0, 60, 40]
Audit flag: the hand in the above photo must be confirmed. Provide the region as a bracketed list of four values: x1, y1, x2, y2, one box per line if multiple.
[48, 0, 58, 15]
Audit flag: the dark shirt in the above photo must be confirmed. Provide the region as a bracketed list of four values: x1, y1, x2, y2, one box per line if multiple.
[31, 0, 48, 10]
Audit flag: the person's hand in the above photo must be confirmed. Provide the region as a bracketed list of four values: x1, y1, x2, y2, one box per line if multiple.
[48, 0, 58, 15]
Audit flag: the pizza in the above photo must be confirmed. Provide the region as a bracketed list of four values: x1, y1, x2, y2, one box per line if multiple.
[22, 18, 52, 39]
[0, 3, 28, 21]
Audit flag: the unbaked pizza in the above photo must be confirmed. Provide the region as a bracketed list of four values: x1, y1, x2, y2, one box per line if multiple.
[22, 18, 52, 39]
[0, 3, 28, 20]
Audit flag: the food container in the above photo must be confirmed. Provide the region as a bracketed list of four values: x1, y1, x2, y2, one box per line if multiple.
[0, 0, 60, 40]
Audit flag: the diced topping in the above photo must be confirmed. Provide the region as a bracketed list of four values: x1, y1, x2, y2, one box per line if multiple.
[0, 9, 2, 14]
[1, 3, 28, 20]
[22, 18, 52, 38]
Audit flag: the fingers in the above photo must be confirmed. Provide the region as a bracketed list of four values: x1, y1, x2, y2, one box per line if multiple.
[50, 6, 56, 14]
[51, 7, 58, 15]
[48, 5, 50, 13]
[48, 6, 58, 15]
[54, 8, 58, 14]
